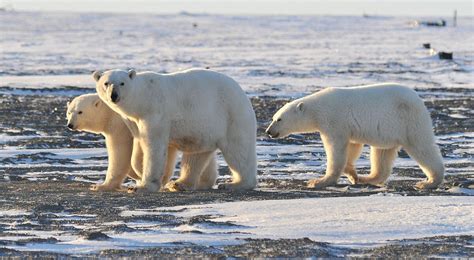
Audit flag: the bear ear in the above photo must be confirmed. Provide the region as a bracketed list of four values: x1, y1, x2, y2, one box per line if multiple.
[66, 101, 71, 107]
[128, 69, 136, 80]
[92, 71, 103, 82]
[297, 102, 304, 112]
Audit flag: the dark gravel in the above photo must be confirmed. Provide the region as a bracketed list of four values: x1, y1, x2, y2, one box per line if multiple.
[0, 87, 473, 258]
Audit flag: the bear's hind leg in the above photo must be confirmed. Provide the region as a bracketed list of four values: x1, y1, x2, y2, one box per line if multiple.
[218, 140, 257, 190]
[164, 151, 214, 192]
[161, 146, 178, 185]
[358, 146, 399, 186]
[196, 154, 218, 190]
[344, 143, 363, 184]
[308, 134, 348, 189]
[404, 144, 444, 189]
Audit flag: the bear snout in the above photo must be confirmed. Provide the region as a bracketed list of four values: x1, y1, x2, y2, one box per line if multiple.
[269, 132, 280, 138]
[110, 89, 119, 103]
[67, 123, 74, 129]
[265, 126, 280, 138]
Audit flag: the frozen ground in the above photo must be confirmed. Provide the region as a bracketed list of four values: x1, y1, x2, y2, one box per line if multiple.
[0, 11, 473, 257]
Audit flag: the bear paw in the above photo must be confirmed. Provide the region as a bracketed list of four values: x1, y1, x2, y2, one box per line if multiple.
[127, 183, 160, 193]
[162, 181, 192, 192]
[217, 183, 234, 190]
[307, 178, 333, 189]
[90, 183, 124, 192]
[127, 186, 149, 194]
[346, 174, 358, 185]
[344, 167, 358, 185]
[415, 180, 440, 190]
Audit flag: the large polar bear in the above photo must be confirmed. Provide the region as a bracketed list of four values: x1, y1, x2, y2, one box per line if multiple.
[66, 93, 218, 191]
[266, 83, 444, 190]
[93, 69, 257, 192]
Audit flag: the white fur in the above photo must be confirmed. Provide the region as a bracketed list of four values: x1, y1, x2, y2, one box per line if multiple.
[66, 93, 139, 191]
[66, 93, 218, 191]
[94, 69, 257, 192]
[266, 83, 444, 189]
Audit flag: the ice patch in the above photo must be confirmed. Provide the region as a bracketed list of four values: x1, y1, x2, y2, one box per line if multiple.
[448, 187, 474, 196]
[159, 196, 474, 245]
[5, 196, 472, 254]
[0, 209, 30, 217]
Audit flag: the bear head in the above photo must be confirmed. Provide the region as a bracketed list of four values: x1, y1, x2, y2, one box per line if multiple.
[266, 100, 312, 138]
[93, 69, 137, 116]
[66, 93, 107, 134]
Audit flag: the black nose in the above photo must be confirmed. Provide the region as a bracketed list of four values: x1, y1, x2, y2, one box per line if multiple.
[110, 90, 118, 103]
[67, 123, 74, 129]
[266, 130, 279, 138]
[111, 90, 118, 103]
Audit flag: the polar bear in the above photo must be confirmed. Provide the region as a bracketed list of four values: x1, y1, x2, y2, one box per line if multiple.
[93, 68, 257, 192]
[266, 83, 444, 190]
[66, 93, 218, 191]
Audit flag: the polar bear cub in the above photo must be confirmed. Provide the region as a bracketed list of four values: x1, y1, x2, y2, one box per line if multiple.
[66, 93, 218, 191]
[266, 83, 444, 190]
[66, 93, 141, 191]
[93, 68, 257, 193]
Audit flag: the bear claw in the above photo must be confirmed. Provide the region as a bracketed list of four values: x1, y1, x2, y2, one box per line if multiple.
[127, 187, 138, 193]
[163, 181, 191, 192]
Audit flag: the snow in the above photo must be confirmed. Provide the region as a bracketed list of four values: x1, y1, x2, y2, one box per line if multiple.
[1, 12, 473, 95]
[0, 209, 30, 217]
[154, 196, 474, 245]
[5, 196, 473, 253]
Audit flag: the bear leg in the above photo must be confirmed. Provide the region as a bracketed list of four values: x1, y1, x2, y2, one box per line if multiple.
[164, 151, 214, 192]
[126, 168, 141, 181]
[130, 129, 169, 193]
[196, 154, 218, 190]
[344, 143, 363, 184]
[308, 134, 348, 189]
[218, 139, 257, 190]
[404, 144, 444, 189]
[358, 146, 399, 186]
[131, 139, 143, 177]
[161, 146, 178, 185]
[91, 134, 134, 192]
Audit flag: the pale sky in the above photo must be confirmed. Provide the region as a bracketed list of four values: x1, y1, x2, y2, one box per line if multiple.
[2, 0, 473, 16]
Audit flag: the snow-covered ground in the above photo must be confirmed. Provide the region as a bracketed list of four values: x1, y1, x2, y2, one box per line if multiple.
[0, 11, 473, 256]
[3, 196, 473, 253]
[1, 12, 473, 93]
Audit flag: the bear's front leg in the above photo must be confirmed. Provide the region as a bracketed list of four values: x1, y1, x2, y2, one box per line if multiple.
[308, 134, 348, 189]
[91, 133, 134, 192]
[130, 138, 143, 177]
[129, 123, 169, 193]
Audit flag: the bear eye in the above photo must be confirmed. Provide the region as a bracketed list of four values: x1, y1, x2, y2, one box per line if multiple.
[120, 82, 124, 86]
[78, 111, 83, 115]
[104, 82, 109, 87]
[277, 118, 282, 122]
